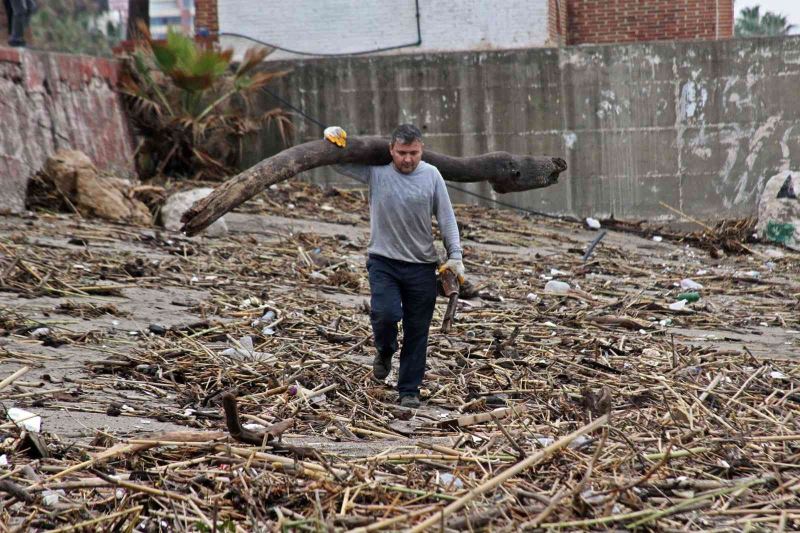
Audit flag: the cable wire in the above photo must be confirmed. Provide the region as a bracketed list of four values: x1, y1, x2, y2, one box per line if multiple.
[216, 0, 422, 58]
[443, 182, 575, 221]
[256, 86, 569, 220]
[232, 6, 566, 221]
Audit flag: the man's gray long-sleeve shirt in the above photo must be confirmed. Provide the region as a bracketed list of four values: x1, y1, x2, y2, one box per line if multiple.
[336, 161, 462, 264]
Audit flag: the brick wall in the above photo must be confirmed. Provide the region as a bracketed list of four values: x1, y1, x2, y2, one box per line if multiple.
[564, 0, 734, 45]
[548, 0, 569, 45]
[194, 0, 219, 37]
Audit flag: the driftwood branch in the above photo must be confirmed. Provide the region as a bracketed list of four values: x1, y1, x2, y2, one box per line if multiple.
[180, 136, 567, 236]
[221, 392, 315, 458]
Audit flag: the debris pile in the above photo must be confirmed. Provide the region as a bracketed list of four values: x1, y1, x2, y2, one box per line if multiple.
[27, 150, 153, 226]
[1, 181, 799, 530]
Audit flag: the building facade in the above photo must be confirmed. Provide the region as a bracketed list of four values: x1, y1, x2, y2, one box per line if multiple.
[548, 0, 734, 45]
[150, 0, 196, 39]
[195, 0, 734, 59]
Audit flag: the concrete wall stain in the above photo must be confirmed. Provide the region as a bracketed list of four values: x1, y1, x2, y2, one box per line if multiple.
[248, 36, 800, 222]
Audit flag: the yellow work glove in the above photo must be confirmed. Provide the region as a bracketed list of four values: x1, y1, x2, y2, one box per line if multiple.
[438, 259, 465, 284]
[323, 126, 347, 148]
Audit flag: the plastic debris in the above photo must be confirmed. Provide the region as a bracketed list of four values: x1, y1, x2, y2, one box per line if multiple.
[677, 292, 700, 302]
[536, 436, 555, 447]
[439, 473, 464, 489]
[42, 489, 66, 507]
[544, 280, 571, 294]
[220, 336, 272, 362]
[586, 217, 601, 230]
[288, 383, 327, 405]
[669, 300, 687, 311]
[7, 407, 42, 432]
[679, 278, 703, 290]
[30, 327, 50, 338]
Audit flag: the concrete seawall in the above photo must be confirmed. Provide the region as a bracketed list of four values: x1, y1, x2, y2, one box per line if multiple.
[252, 36, 800, 221]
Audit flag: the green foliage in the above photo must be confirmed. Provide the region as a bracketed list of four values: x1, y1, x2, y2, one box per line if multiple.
[735, 6, 795, 37]
[30, 0, 122, 57]
[120, 28, 292, 180]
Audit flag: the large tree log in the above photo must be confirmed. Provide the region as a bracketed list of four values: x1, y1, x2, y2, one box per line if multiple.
[180, 136, 567, 236]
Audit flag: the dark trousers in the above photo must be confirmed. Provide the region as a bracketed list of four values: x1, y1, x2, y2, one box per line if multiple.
[367, 254, 436, 396]
[7, 0, 29, 45]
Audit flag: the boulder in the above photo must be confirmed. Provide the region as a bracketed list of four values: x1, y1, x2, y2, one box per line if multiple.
[40, 150, 151, 225]
[756, 171, 799, 250]
[161, 188, 228, 237]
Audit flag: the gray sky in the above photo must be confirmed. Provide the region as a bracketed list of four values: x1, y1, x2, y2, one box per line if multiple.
[737, 0, 800, 34]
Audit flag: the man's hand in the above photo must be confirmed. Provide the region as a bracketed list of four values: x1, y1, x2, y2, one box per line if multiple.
[324, 126, 347, 148]
[439, 259, 465, 283]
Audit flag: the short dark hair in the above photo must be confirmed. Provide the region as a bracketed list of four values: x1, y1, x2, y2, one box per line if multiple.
[390, 124, 423, 145]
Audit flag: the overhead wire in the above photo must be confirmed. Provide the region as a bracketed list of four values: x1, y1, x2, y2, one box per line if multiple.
[256, 82, 569, 221]
[217, 0, 566, 221]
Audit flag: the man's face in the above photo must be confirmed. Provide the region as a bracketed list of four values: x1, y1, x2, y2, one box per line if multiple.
[389, 140, 423, 174]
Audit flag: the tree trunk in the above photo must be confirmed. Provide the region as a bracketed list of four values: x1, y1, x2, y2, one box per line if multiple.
[127, 0, 149, 39]
[180, 136, 567, 236]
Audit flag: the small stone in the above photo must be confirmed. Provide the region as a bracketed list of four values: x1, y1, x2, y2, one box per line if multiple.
[148, 324, 167, 335]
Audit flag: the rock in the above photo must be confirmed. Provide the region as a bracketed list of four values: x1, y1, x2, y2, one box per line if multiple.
[40, 150, 151, 225]
[76, 173, 151, 225]
[43, 149, 95, 197]
[756, 171, 799, 250]
[161, 188, 228, 237]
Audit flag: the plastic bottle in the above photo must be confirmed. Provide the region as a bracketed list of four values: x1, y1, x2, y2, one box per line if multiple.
[677, 292, 700, 302]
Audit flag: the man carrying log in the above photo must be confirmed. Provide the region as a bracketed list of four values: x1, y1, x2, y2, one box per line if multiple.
[325, 124, 464, 409]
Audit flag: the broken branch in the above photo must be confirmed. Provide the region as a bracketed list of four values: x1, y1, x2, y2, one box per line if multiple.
[180, 136, 566, 235]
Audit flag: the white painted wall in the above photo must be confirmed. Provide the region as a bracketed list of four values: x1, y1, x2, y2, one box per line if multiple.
[218, 0, 549, 60]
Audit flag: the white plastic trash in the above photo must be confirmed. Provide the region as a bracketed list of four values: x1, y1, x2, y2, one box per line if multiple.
[544, 280, 571, 294]
[7, 407, 42, 433]
[669, 300, 687, 311]
[439, 473, 464, 489]
[586, 217, 601, 230]
[30, 327, 50, 338]
[679, 278, 703, 290]
[42, 489, 65, 507]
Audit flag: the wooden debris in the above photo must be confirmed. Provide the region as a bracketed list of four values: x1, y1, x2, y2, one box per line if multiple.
[1, 180, 799, 530]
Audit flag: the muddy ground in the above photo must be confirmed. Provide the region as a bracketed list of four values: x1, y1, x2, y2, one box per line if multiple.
[1, 203, 797, 447]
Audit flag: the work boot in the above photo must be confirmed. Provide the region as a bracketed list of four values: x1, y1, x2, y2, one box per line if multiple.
[372, 352, 392, 381]
[399, 394, 420, 409]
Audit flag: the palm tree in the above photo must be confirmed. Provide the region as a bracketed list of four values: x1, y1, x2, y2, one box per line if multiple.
[735, 6, 795, 37]
[120, 28, 292, 180]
